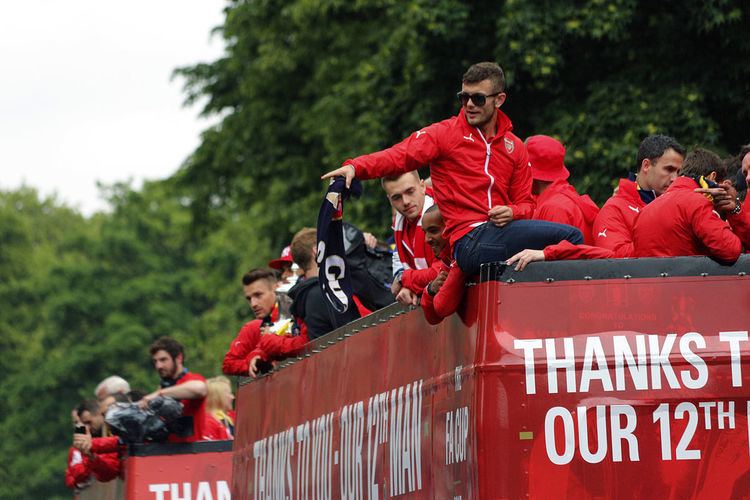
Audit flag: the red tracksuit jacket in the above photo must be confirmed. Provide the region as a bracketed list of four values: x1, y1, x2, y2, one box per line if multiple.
[632, 176, 742, 263]
[223, 314, 308, 376]
[420, 248, 467, 325]
[534, 179, 600, 244]
[592, 178, 647, 257]
[346, 109, 534, 246]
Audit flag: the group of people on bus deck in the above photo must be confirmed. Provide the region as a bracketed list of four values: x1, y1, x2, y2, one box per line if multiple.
[219, 61, 750, 379]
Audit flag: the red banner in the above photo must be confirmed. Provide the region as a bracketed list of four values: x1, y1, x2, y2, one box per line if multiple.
[123, 442, 232, 500]
[234, 272, 750, 498]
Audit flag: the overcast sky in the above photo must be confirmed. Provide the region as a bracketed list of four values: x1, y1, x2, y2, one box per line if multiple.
[0, 1, 226, 215]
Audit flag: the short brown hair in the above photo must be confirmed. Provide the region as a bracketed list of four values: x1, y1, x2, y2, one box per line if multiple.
[681, 148, 728, 181]
[462, 62, 505, 92]
[291, 228, 317, 271]
[149, 336, 184, 361]
[380, 170, 420, 190]
[241, 268, 277, 288]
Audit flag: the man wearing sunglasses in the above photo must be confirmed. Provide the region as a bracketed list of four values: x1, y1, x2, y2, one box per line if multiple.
[323, 62, 581, 276]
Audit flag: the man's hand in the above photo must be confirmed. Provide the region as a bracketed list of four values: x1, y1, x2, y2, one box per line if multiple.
[73, 427, 92, 454]
[488, 205, 514, 227]
[138, 390, 159, 409]
[506, 249, 545, 271]
[695, 184, 738, 216]
[396, 287, 418, 306]
[390, 278, 402, 296]
[321, 164, 356, 188]
[363, 232, 378, 249]
[428, 270, 449, 295]
[248, 355, 262, 378]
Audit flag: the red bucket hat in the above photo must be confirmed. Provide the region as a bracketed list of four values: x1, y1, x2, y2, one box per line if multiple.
[527, 135, 570, 182]
[268, 245, 293, 270]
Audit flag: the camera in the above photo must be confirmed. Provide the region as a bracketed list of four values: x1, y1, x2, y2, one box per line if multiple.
[74, 425, 87, 434]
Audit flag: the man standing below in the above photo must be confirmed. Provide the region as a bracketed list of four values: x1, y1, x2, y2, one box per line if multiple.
[323, 62, 581, 276]
[223, 269, 295, 377]
[141, 337, 208, 443]
[527, 135, 599, 244]
[288, 227, 360, 339]
[382, 171, 437, 304]
[592, 135, 685, 257]
[633, 148, 742, 263]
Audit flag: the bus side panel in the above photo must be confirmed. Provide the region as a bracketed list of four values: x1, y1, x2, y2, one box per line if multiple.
[475, 276, 750, 499]
[232, 301, 479, 499]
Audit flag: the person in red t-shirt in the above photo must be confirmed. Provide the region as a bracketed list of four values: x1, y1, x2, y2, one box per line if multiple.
[140, 337, 208, 443]
[323, 62, 581, 276]
[527, 135, 600, 244]
[592, 135, 685, 257]
[382, 171, 437, 304]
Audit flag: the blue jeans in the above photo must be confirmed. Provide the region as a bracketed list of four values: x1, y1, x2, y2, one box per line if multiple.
[454, 220, 583, 275]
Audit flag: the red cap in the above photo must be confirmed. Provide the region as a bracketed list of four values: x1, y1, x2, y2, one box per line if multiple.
[268, 245, 293, 270]
[527, 135, 570, 182]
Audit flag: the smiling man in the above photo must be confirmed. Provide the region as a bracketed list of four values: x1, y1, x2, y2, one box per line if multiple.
[323, 62, 581, 276]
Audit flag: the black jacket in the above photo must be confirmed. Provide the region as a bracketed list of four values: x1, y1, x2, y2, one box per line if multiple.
[288, 276, 359, 340]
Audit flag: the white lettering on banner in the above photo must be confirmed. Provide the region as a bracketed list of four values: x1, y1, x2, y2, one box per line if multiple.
[148, 481, 230, 500]
[251, 379, 424, 499]
[513, 331, 750, 396]
[445, 406, 469, 465]
[544, 405, 639, 465]
[719, 331, 749, 386]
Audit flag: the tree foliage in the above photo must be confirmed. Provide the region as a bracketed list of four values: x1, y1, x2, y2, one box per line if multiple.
[2, 1, 749, 497]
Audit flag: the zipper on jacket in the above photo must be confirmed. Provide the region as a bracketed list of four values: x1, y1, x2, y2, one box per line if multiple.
[476, 128, 495, 209]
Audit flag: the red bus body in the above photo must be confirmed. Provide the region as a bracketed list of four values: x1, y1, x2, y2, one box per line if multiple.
[233, 256, 750, 499]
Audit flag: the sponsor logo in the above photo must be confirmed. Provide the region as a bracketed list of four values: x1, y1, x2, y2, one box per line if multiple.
[597, 228, 608, 238]
[627, 205, 640, 213]
[463, 133, 474, 142]
[415, 129, 427, 138]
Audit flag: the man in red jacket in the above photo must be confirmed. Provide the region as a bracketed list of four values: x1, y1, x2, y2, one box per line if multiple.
[633, 148, 742, 263]
[527, 135, 600, 244]
[420, 205, 467, 324]
[323, 62, 581, 275]
[382, 171, 437, 304]
[222, 268, 297, 377]
[140, 337, 208, 443]
[592, 135, 685, 257]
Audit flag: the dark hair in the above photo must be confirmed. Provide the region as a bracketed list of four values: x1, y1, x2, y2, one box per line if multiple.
[127, 389, 146, 402]
[636, 135, 686, 171]
[291, 228, 317, 271]
[462, 62, 505, 92]
[424, 204, 441, 216]
[241, 268, 277, 287]
[76, 400, 100, 418]
[681, 148, 727, 181]
[149, 336, 184, 360]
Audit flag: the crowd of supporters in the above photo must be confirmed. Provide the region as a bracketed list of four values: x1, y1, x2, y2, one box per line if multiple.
[66, 60, 750, 491]
[65, 341, 236, 493]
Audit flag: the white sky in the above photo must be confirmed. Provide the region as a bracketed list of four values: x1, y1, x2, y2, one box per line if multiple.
[0, 1, 227, 216]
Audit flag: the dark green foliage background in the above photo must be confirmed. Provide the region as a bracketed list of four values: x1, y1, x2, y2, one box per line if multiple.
[1, 1, 747, 497]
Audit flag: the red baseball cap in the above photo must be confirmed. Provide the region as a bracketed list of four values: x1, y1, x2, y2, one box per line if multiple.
[527, 135, 570, 182]
[268, 245, 293, 270]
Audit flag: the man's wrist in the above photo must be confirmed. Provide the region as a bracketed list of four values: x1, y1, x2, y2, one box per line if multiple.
[729, 200, 742, 216]
[426, 281, 437, 297]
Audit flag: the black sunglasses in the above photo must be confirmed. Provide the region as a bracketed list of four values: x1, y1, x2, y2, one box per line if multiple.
[456, 91, 502, 107]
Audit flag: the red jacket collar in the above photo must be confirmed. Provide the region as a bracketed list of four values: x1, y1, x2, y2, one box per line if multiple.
[666, 176, 699, 193]
[457, 108, 513, 141]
